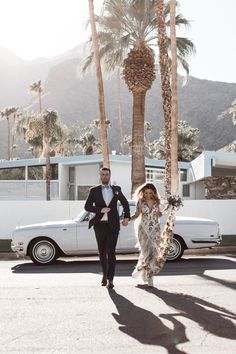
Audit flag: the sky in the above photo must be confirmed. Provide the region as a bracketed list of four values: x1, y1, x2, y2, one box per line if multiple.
[0, 0, 235, 83]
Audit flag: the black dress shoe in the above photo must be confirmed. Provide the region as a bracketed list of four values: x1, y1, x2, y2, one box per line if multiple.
[107, 280, 114, 289]
[101, 276, 107, 286]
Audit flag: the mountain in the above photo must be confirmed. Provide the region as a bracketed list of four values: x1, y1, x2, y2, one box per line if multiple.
[0, 45, 236, 159]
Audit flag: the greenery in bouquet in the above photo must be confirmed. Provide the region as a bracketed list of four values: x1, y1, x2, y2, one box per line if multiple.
[167, 195, 183, 210]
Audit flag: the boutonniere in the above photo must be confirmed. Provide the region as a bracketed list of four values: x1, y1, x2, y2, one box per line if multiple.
[113, 187, 119, 196]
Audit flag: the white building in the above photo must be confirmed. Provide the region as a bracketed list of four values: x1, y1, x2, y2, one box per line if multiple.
[0, 151, 236, 200]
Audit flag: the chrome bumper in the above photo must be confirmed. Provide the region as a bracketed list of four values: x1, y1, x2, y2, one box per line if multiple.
[11, 242, 26, 256]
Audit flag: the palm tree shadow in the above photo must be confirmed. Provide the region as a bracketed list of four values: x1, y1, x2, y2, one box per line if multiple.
[107, 289, 188, 354]
[141, 287, 236, 341]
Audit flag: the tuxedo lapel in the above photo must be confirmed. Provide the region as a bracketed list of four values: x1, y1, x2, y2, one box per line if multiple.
[98, 185, 107, 206]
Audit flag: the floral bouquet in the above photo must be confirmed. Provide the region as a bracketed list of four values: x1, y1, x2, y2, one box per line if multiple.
[167, 195, 183, 210]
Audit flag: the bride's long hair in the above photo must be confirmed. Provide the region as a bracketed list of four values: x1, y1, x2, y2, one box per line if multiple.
[133, 182, 161, 206]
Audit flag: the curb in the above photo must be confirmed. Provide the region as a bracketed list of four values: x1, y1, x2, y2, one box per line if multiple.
[1, 247, 236, 261]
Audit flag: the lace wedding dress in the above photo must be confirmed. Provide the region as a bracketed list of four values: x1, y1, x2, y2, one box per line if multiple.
[132, 199, 162, 283]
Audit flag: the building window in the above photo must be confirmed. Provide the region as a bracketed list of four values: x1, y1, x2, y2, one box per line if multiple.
[182, 184, 190, 197]
[77, 186, 93, 200]
[28, 164, 58, 180]
[145, 167, 165, 182]
[0, 167, 25, 180]
[180, 169, 187, 182]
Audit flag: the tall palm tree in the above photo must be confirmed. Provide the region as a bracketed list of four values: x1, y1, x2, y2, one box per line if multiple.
[0, 106, 18, 160]
[25, 110, 63, 200]
[170, 0, 178, 195]
[88, 0, 110, 168]
[85, 0, 195, 194]
[30, 80, 43, 113]
[116, 67, 125, 154]
[156, 0, 172, 196]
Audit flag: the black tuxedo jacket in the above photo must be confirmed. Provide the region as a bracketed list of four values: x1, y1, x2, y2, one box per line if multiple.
[84, 185, 130, 232]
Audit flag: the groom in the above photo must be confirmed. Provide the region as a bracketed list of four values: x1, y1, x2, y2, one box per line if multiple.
[85, 167, 130, 289]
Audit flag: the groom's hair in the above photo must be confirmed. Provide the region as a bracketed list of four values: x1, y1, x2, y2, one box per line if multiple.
[100, 167, 111, 174]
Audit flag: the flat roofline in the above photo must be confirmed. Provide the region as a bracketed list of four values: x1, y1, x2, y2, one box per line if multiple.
[0, 154, 191, 169]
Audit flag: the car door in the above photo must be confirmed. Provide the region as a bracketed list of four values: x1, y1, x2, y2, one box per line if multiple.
[75, 211, 98, 253]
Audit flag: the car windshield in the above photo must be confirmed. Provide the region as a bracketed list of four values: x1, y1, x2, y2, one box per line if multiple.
[73, 210, 87, 222]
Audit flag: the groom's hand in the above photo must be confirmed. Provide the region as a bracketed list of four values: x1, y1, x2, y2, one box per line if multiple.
[101, 207, 111, 213]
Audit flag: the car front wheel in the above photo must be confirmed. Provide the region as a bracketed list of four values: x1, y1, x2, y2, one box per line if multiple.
[167, 235, 185, 261]
[28, 238, 58, 265]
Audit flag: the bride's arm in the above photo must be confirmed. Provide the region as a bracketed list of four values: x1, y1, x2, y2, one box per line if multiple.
[157, 204, 170, 218]
[130, 199, 141, 220]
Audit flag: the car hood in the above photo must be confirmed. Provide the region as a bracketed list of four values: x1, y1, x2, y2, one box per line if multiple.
[15, 219, 75, 231]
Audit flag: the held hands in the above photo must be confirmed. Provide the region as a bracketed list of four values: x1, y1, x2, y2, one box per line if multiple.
[121, 218, 129, 226]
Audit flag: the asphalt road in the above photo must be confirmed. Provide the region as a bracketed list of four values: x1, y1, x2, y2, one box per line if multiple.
[0, 255, 236, 354]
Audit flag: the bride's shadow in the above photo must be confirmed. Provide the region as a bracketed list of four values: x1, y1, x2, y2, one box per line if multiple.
[108, 289, 188, 354]
[139, 286, 236, 341]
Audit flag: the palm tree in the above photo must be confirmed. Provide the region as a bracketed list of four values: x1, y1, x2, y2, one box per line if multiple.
[170, 0, 178, 195]
[15, 114, 43, 157]
[116, 67, 125, 154]
[149, 120, 203, 162]
[78, 131, 100, 155]
[25, 110, 63, 200]
[156, 0, 172, 196]
[30, 80, 43, 113]
[0, 106, 18, 160]
[85, 0, 195, 194]
[88, 0, 110, 168]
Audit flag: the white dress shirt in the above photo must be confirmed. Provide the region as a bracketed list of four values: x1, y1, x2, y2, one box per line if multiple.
[101, 185, 113, 221]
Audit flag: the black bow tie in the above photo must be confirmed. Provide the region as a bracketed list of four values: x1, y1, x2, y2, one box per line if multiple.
[102, 185, 110, 189]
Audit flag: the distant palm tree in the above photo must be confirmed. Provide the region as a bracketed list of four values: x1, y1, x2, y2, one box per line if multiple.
[148, 120, 202, 162]
[25, 109, 63, 200]
[85, 0, 195, 193]
[78, 131, 100, 155]
[88, 0, 110, 168]
[0, 106, 18, 160]
[15, 114, 43, 157]
[30, 80, 43, 113]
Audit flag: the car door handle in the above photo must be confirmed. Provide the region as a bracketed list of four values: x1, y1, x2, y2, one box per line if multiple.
[62, 228, 67, 231]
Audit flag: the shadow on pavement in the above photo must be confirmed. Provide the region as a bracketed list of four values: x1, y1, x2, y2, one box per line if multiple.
[11, 257, 236, 276]
[108, 289, 188, 354]
[138, 287, 236, 341]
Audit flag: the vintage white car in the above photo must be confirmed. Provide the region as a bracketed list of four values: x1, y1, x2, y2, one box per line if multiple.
[11, 202, 221, 265]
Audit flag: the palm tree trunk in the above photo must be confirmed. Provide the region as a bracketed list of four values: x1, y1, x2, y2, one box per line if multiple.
[39, 91, 42, 113]
[170, 0, 179, 195]
[7, 117, 10, 160]
[11, 113, 16, 159]
[42, 136, 51, 201]
[156, 0, 172, 196]
[131, 91, 146, 195]
[116, 67, 125, 155]
[88, 0, 110, 168]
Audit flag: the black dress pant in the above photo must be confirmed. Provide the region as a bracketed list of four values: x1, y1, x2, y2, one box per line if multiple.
[94, 222, 119, 281]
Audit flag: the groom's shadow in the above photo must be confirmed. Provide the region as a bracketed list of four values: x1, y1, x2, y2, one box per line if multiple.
[108, 289, 188, 354]
[139, 287, 236, 341]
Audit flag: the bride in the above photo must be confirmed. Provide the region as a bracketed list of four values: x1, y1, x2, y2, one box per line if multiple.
[131, 182, 169, 287]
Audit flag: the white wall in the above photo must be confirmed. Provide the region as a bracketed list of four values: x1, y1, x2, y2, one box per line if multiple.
[177, 200, 236, 235]
[0, 200, 236, 240]
[110, 162, 131, 198]
[75, 164, 100, 186]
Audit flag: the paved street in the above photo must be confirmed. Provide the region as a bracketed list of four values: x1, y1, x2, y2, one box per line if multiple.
[0, 254, 236, 354]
